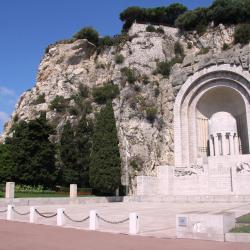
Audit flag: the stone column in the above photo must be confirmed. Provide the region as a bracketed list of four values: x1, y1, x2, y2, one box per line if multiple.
[209, 136, 214, 156]
[234, 135, 240, 155]
[221, 133, 227, 155]
[5, 182, 15, 198]
[214, 134, 219, 156]
[229, 133, 235, 156]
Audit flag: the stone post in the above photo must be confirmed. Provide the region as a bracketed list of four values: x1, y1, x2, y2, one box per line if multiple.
[5, 182, 15, 198]
[70, 184, 77, 198]
[57, 208, 65, 226]
[89, 210, 98, 230]
[7, 204, 14, 220]
[29, 207, 37, 223]
[129, 212, 139, 235]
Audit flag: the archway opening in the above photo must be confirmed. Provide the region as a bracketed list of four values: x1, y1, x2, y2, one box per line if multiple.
[196, 87, 249, 157]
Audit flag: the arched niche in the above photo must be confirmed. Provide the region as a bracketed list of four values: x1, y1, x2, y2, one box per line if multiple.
[174, 64, 250, 167]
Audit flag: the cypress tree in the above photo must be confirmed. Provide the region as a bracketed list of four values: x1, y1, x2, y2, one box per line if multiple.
[89, 101, 121, 195]
[60, 116, 93, 187]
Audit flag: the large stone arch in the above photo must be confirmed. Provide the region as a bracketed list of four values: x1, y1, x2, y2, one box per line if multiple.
[174, 64, 250, 167]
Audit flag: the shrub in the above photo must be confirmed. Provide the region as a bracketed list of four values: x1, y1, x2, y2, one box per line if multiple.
[79, 84, 89, 98]
[141, 75, 149, 85]
[146, 106, 157, 123]
[197, 47, 210, 55]
[234, 23, 250, 44]
[121, 67, 137, 84]
[98, 36, 114, 47]
[49, 96, 67, 112]
[156, 61, 171, 77]
[146, 25, 156, 32]
[68, 106, 79, 116]
[73, 26, 99, 45]
[33, 93, 45, 105]
[92, 83, 120, 104]
[119, 3, 187, 31]
[174, 42, 184, 57]
[115, 54, 125, 64]
[154, 87, 160, 97]
[223, 43, 230, 50]
[156, 27, 165, 34]
[176, 7, 209, 31]
[196, 24, 207, 35]
[187, 42, 193, 49]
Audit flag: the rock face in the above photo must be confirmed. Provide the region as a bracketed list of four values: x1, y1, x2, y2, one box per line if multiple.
[2, 23, 249, 193]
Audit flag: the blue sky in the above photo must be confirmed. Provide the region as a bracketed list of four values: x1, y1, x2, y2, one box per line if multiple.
[0, 0, 213, 132]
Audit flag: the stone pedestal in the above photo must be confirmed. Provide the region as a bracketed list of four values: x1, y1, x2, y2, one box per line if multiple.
[5, 182, 15, 199]
[176, 212, 235, 241]
[70, 184, 77, 198]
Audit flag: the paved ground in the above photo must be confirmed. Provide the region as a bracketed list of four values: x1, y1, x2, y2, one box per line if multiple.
[1, 201, 250, 237]
[0, 220, 250, 250]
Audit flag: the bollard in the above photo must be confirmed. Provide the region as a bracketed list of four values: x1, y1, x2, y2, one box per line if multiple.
[29, 206, 37, 223]
[5, 182, 15, 199]
[57, 208, 65, 226]
[89, 210, 98, 230]
[129, 212, 139, 235]
[7, 205, 14, 221]
[70, 184, 77, 198]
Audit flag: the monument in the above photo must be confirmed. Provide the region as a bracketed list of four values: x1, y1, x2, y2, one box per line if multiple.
[137, 64, 250, 196]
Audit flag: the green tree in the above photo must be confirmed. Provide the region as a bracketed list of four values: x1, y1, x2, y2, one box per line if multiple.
[60, 116, 93, 187]
[8, 114, 57, 188]
[89, 101, 121, 195]
[0, 143, 16, 182]
[73, 26, 99, 45]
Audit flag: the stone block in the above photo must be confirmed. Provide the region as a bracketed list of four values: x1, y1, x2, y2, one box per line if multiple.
[70, 184, 77, 198]
[176, 212, 235, 241]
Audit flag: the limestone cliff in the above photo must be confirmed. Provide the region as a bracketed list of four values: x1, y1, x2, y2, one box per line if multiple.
[2, 23, 250, 192]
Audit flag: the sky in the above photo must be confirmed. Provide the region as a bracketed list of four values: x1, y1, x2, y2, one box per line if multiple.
[0, 0, 213, 133]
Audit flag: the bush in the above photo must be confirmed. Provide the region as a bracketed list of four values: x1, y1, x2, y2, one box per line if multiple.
[197, 47, 210, 55]
[223, 43, 230, 50]
[154, 87, 160, 97]
[73, 26, 99, 45]
[120, 3, 187, 31]
[141, 75, 149, 85]
[79, 84, 89, 98]
[98, 36, 114, 47]
[187, 42, 193, 49]
[121, 67, 137, 84]
[156, 27, 165, 34]
[234, 23, 250, 44]
[146, 106, 157, 123]
[174, 42, 184, 57]
[115, 54, 125, 64]
[156, 61, 171, 77]
[68, 106, 79, 116]
[146, 25, 156, 32]
[33, 93, 45, 105]
[49, 96, 67, 112]
[92, 83, 120, 104]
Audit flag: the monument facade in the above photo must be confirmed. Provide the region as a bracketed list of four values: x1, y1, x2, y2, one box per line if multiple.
[137, 64, 250, 195]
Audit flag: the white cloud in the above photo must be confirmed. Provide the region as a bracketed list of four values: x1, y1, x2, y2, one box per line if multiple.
[0, 111, 9, 123]
[0, 87, 15, 97]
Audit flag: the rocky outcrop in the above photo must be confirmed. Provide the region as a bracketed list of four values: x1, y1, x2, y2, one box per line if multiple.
[2, 23, 249, 193]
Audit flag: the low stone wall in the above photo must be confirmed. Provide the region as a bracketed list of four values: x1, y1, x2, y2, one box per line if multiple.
[225, 233, 250, 243]
[0, 196, 123, 207]
[124, 195, 250, 203]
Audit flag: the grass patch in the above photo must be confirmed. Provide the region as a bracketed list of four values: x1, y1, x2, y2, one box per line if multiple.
[236, 213, 250, 223]
[230, 225, 250, 233]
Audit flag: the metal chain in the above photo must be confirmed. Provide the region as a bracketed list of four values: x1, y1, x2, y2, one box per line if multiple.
[0, 208, 7, 213]
[35, 209, 57, 218]
[96, 214, 129, 224]
[63, 211, 90, 223]
[12, 207, 30, 216]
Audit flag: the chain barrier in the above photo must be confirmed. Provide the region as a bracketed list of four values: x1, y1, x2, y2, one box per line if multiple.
[96, 214, 129, 224]
[35, 209, 57, 218]
[0, 208, 7, 213]
[12, 207, 30, 216]
[63, 211, 90, 223]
